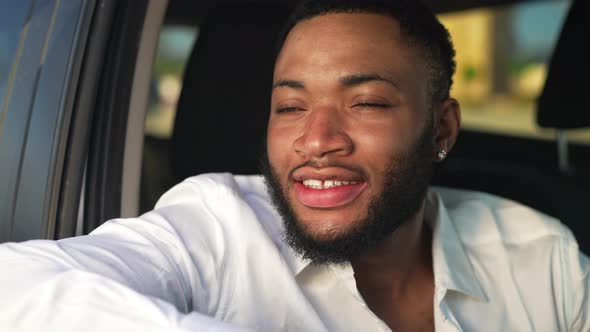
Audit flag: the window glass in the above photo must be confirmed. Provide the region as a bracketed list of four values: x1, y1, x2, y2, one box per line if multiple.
[141, 25, 198, 213]
[0, 2, 34, 114]
[439, 0, 590, 144]
[145, 25, 198, 138]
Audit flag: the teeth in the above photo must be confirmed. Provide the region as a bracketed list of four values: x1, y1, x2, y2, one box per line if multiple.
[302, 179, 358, 189]
[302, 179, 323, 189]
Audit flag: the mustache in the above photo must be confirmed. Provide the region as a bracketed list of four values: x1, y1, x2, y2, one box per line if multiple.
[287, 159, 369, 180]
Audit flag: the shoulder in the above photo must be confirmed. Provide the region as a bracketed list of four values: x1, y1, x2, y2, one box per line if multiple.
[152, 173, 276, 243]
[431, 186, 577, 248]
[154, 173, 268, 212]
[155, 173, 259, 207]
[431, 187, 589, 328]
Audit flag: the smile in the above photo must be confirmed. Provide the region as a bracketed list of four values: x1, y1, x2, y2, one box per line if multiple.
[294, 180, 367, 208]
[302, 179, 359, 189]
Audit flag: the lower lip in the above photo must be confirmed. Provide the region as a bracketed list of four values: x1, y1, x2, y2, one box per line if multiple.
[293, 182, 367, 208]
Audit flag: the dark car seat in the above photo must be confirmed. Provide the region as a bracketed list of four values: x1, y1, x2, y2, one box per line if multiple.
[170, 3, 291, 182]
[534, 0, 590, 252]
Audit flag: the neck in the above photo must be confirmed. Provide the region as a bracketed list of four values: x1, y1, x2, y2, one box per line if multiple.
[350, 198, 433, 295]
[349, 198, 435, 331]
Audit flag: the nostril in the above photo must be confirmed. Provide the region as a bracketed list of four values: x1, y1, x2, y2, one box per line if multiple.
[291, 111, 354, 158]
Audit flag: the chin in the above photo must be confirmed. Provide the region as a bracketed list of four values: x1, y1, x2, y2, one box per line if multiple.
[292, 206, 366, 236]
[296, 215, 365, 243]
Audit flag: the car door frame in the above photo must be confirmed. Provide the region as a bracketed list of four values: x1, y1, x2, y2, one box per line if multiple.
[0, 0, 167, 242]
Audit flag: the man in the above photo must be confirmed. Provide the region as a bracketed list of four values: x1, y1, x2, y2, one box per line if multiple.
[0, 0, 588, 331]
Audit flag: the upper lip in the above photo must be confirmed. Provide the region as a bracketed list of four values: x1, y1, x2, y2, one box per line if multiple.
[291, 166, 366, 183]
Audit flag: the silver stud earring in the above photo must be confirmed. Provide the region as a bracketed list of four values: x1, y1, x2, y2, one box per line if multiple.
[437, 149, 447, 161]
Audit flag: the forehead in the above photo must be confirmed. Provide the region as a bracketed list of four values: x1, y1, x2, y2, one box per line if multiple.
[287, 12, 403, 47]
[274, 12, 425, 84]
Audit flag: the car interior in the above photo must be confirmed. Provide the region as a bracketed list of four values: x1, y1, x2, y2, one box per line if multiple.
[137, 0, 589, 255]
[433, 0, 590, 253]
[2, 0, 587, 249]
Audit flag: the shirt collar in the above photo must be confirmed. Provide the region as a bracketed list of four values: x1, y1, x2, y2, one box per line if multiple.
[427, 189, 488, 302]
[287, 250, 310, 277]
[285, 188, 488, 303]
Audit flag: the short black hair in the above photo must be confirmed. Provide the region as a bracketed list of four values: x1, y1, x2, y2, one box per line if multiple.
[275, 0, 456, 105]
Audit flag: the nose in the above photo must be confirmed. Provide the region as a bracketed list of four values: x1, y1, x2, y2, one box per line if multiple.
[293, 107, 353, 159]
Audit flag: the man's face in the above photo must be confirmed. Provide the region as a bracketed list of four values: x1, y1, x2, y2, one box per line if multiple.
[264, 13, 434, 263]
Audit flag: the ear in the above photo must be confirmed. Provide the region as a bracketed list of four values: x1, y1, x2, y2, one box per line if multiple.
[433, 98, 461, 161]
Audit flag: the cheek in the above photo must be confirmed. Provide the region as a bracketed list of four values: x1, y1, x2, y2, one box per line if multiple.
[353, 120, 414, 163]
[266, 121, 293, 172]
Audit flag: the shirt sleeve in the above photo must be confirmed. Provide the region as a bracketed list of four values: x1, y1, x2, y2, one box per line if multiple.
[0, 181, 250, 332]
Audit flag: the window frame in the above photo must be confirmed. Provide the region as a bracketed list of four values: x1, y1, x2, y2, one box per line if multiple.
[0, 0, 96, 242]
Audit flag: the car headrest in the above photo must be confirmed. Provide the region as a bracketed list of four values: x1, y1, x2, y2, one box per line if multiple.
[171, 3, 291, 181]
[537, 0, 590, 129]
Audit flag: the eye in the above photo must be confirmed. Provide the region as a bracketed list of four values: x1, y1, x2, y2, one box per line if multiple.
[276, 106, 304, 113]
[353, 102, 391, 109]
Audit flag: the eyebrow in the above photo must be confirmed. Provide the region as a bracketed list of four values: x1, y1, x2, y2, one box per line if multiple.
[272, 73, 399, 90]
[339, 73, 399, 89]
[272, 80, 305, 89]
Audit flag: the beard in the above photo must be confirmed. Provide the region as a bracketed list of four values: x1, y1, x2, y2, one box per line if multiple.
[260, 123, 435, 265]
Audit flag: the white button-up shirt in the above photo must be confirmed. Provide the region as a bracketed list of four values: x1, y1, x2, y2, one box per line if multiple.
[0, 173, 588, 331]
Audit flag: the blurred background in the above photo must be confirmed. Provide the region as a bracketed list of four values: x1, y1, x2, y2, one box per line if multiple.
[144, 0, 589, 144]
